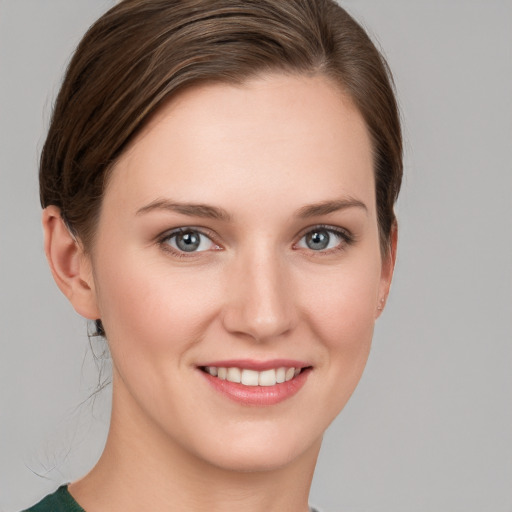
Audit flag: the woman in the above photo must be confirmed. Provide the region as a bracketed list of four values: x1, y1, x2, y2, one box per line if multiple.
[25, 0, 402, 510]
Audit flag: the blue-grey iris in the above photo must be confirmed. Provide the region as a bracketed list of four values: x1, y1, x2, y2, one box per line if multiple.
[176, 230, 201, 252]
[305, 230, 330, 250]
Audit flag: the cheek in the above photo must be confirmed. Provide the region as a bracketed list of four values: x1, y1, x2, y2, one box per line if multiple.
[93, 252, 222, 359]
[301, 259, 380, 338]
[302, 275, 377, 417]
[298, 256, 381, 385]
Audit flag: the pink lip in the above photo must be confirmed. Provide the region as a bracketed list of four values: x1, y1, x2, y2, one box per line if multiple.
[199, 359, 309, 371]
[198, 364, 312, 406]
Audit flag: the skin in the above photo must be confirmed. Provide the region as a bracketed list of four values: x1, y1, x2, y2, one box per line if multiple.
[43, 73, 396, 512]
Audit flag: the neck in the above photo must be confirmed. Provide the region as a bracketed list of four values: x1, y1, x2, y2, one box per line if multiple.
[69, 375, 320, 512]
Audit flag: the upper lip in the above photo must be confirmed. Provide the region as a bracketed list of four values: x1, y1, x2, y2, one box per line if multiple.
[197, 359, 310, 371]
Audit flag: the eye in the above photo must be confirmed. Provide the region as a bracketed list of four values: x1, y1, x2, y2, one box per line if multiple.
[296, 227, 351, 252]
[161, 228, 217, 253]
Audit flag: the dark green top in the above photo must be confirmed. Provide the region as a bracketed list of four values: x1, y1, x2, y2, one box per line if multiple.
[22, 486, 84, 512]
[23, 485, 320, 511]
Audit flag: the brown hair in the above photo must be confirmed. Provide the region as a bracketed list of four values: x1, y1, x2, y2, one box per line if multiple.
[40, 0, 402, 255]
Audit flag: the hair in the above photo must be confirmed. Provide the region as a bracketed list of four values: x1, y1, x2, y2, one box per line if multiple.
[40, 0, 403, 337]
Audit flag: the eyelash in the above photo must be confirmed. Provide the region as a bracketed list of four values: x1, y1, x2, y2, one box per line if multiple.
[157, 225, 355, 258]
[294, 225, 355, 255]
[158, 227, 220, 258]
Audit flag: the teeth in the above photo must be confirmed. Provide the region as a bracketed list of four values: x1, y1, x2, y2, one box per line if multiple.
[258, 369, 276, 386]
[241, 369, 259, 386]
[206, 366, 218, 376]
[204, 365, 303, 386]
[226, 367, 241, 383]
[285, 368, 295, 381]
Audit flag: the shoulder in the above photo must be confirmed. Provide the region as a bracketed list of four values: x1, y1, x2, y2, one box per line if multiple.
[22, 486, 85, 512]
[23, 487, 321, 512]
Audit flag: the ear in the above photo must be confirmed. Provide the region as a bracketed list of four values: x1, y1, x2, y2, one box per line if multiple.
[42, 206, 101, 320]
[376, 221, 398, 318]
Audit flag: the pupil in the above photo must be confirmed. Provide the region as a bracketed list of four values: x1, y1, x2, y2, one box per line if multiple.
[306, 230, 330, 250]
[177, 231, 200, 252]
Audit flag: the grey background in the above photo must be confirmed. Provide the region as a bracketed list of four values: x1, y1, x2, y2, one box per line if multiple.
[1, 0, 511, 510]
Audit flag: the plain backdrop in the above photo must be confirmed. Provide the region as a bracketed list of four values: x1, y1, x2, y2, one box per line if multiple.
[1, 1, 511, 511]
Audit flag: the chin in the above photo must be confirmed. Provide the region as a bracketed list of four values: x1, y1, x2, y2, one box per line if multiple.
[182, 420, 324, 474]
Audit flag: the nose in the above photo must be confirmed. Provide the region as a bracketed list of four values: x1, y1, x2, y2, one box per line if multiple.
[221, 248, 297, 342]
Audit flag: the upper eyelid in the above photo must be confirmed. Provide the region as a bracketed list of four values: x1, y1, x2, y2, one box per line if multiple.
[157, 227, 221, 256]
[293, 235, 354, 267]
[293, 225, 355, 255]
[156, 224, 353, 249]
[158, 226, 217, 242]
[295, 224, 353, 241]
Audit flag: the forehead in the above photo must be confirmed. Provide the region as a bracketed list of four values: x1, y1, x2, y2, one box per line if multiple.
[106, 73, 375, 218]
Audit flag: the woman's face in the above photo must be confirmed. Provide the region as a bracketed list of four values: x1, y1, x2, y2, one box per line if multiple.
[85, 73, 393, 472]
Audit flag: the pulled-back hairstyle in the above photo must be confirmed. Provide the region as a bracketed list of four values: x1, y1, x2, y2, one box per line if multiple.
[40, 0, 402, 255]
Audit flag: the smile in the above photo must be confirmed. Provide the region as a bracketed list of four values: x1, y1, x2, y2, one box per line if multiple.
[199, 362, 311, 406]
[201, 366, 303, 386]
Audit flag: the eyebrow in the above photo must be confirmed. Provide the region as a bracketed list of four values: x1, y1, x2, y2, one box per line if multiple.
[136, 197, 367, 221]
[296, 198, 368, 218]
[136, 199, 232, 221]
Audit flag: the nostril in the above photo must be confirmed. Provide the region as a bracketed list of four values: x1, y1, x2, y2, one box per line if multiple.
[221, 262, 297, 341]
[221, 307, 296, 342]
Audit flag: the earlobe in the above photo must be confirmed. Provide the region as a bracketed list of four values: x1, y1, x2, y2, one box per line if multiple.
[42, 206, 100, 320]
[376, 222, 398, 318]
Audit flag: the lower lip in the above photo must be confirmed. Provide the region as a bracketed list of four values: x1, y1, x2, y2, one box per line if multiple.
[200, 368, 311, 406]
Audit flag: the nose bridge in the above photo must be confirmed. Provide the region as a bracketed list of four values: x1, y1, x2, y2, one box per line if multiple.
[222, 242, 295, 341]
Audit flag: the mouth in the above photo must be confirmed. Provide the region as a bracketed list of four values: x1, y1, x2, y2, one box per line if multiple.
[199, 365, 308, 387]
[198, 362, 312, 406]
